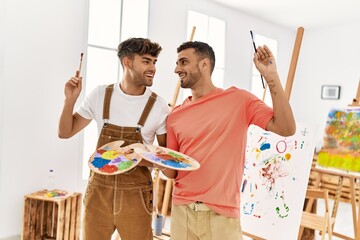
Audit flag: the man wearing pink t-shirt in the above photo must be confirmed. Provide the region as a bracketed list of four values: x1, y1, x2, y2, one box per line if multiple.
[166, 41, 296, 240]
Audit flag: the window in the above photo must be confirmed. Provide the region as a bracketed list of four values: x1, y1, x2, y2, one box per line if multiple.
[82, 0, 149, 179]
[250, 34, 278, 106]
[181, 10, 226, 101]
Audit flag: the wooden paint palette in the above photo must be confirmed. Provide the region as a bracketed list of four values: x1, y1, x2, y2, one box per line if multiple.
[88, 140, 145, 175]
[135, 145, 200, 171]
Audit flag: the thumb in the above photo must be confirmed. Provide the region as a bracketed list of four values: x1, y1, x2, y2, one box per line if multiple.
[78, 77, 83, 89]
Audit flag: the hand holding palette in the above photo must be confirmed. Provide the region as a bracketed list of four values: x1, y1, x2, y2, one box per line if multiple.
[135, 145, 200, 171]
[88, 140, 145, 175]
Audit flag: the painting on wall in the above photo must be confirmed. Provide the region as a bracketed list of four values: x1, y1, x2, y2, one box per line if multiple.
[317, 107, 360, 173]
[241, 123, 318, 240]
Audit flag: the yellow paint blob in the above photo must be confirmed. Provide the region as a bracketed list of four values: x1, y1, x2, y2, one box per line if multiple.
[102, 150, 120, 160]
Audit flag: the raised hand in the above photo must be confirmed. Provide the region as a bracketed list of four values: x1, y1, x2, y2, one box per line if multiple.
[64, 74, 82, 103]
[253, 45, 277, 78]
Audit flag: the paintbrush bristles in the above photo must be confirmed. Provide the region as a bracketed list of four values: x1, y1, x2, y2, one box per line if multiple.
[76, 53, 84, 77]
[78, 52, 84, 73]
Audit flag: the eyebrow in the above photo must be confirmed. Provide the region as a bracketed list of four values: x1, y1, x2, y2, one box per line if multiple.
[142, 56, 157, 63]
[176, 57, 187, 65]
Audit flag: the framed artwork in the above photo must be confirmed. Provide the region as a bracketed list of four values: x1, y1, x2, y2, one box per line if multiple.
[321, 85, 341, 99]
[317, 107, 360, 173]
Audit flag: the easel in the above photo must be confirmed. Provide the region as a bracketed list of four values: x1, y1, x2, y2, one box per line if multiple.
[310, 166, 360, 240]
[299, 82, 360, 240]
[349, 79, 360, 107]
[242, 26, 304, 239]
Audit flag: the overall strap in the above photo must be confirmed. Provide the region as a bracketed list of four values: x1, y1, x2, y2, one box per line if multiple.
[137, 92, 157, 127]
[102, 84, 114, 121]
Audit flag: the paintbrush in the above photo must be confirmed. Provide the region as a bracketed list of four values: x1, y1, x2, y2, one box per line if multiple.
[75, 53, 84, 78]
[250, 31, 265, 89]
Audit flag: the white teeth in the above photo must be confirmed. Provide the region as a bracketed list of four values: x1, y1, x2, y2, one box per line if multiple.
[179, 73, 186, 79]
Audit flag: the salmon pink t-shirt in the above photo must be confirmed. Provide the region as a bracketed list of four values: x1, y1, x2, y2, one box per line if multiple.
[166, 87, 274, 218]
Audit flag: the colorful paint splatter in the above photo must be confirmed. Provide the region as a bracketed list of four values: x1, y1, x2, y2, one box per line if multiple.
[317, 107, 360, 172]
[43, 190, 68, 198]
[135, 145, 200, 171]
[142, 152, 191, 168]
[241, 123, 317, 239]
[90, 147, 139, 174]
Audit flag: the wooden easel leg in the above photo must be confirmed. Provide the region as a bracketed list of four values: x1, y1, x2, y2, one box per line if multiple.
[331, 176, 343, 230]
[355, 178, 360, 240]
[350, 177, 357, 238]
[161, 179, 173, 217]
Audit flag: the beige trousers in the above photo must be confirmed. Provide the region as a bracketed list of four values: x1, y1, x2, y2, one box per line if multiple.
[171, 203, 243, 240]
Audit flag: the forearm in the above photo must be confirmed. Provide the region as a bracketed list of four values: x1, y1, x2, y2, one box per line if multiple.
[265, 73, 296, 136]
[58, 99, 77, 138]
[159, 167, 177, 179]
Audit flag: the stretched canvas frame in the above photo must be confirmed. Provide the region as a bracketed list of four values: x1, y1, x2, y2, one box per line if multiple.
[241, 123, 318, 239]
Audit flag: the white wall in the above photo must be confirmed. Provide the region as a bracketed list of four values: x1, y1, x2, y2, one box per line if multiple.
[0, 0, 6, 234]
[291, 22, 360, 146]
[4, 0, 359, 238]
[0, 0, 88, 238]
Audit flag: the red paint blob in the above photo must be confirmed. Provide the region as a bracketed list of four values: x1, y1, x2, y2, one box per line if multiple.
[100, 165, 118, 173]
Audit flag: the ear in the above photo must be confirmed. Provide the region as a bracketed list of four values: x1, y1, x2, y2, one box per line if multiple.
[199, 58, 210, 72]
[123, 57, 132, 69]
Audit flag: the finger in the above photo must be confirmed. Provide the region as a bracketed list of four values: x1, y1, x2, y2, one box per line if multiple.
[263, 45, 274, 58]
[67, 77, 80, 87]
[78, 77, 83, 89]
[258, 46, 270, 59]
[257, 46, 266, 60]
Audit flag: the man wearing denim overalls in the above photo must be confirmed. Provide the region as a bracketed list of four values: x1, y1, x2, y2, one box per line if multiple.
[58, 38, 172, 240]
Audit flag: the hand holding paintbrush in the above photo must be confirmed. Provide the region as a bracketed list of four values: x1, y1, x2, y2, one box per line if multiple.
[64, 53, 84, 102]
[250, 31, 265, 89]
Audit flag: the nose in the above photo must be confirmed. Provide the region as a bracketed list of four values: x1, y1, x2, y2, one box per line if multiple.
[174, 65, 180, 74]
[150, 62, 156, 70]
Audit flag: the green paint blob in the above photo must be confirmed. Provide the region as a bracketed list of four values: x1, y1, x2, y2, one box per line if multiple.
[168, 152, 184, 159]
[118, 161, 133, 170]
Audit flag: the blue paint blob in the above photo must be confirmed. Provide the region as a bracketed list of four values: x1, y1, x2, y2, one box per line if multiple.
[91, 157, 111, 168]
[260, 143, 271, 151]
[162, 160, 191, 168]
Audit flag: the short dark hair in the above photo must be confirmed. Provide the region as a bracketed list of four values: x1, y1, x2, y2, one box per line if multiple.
[117, 38, 162, 67]
[177, 41, 216, 73]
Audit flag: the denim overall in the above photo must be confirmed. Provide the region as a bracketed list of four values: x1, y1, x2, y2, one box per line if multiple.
[83, 84, 157, 240]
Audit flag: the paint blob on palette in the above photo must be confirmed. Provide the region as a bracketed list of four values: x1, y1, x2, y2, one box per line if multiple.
[134, 145, 200, 171]
[88, 140, 144, 175]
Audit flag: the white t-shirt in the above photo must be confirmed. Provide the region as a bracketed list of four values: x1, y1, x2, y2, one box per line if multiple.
[77, 84, 170, 145]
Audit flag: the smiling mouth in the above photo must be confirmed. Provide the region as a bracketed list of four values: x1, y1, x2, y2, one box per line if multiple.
[179, 73, 186, 79]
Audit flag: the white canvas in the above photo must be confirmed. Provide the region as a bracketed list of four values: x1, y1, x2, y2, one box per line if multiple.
[241, 123, 318, 240]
